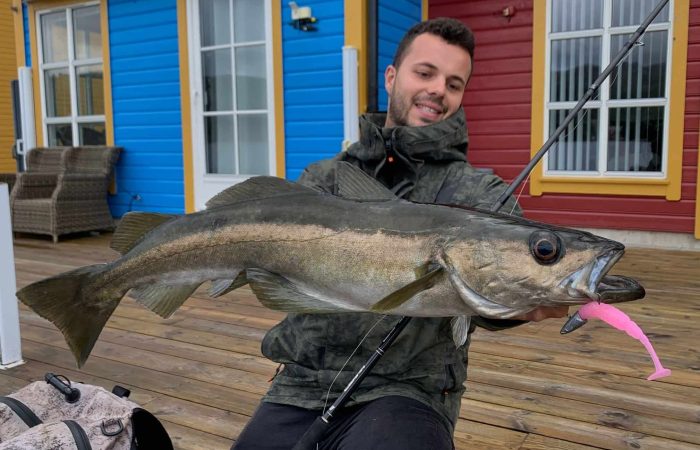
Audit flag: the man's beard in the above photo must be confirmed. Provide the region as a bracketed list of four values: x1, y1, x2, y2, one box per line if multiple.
[388, 89, 445, 127]
[387, 88, 411, 127]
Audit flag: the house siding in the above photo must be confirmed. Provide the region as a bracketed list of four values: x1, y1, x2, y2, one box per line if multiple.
[0, 0, 17, 173]
[23, 2, 30, 67]
[282, 0, 344, 180]
[376, 0, 422, 112]
[431, 0, 699, 234]
[108, 0, 185, 216]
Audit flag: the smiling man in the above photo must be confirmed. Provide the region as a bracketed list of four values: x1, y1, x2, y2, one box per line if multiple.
[384, 32, 471, 127]
[232, 18, 566, 450]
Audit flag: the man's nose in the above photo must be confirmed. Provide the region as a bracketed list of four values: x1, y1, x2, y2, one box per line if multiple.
[426, 76, 446, 97]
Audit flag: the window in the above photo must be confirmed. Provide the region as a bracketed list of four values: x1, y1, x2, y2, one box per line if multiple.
[547, 0, 670, 175]
[198, 0, 271, 175]
[37, 4, 105, 146]
[530, 0, 688, 199]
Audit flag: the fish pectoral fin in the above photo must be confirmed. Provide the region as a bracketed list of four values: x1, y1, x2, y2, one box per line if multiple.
[370, 265, 444, 312]
[111, 212, 176, 254]
[451, 316, 471, 347]
[209, 272, 248, 298]
[336, 161, 398, 201]
[246, 268, 344, 313]
[206, 177, 314, 209]
[129, 283, 200, 318]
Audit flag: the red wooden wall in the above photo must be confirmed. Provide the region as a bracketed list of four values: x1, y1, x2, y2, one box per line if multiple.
[430, 0, 700, 234]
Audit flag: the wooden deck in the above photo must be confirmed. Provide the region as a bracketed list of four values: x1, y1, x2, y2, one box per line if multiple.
[3, 232, 700, 449]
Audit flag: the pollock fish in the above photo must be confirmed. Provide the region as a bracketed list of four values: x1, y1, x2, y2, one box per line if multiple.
[16, 163, 644, 367]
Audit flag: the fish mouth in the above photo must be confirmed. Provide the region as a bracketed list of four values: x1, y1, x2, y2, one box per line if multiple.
[559, 248, 645, 304]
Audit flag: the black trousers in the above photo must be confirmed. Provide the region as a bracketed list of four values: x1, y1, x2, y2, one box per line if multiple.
[231, 396, 454, 450]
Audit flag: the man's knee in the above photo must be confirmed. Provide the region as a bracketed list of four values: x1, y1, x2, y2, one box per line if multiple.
[338, 396, 453, 450]
[232, 402, 318, 450]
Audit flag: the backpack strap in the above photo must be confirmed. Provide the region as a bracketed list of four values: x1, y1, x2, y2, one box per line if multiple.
[0, 396, 42, 428]
[64, 420, 93, 450]
[130, 408, 173, 450]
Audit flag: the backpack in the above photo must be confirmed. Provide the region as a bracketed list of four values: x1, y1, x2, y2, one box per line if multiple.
[0, 373, 173, 450]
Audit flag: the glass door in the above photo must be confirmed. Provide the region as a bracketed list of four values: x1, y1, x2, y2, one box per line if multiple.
[189, 0, 275, 210]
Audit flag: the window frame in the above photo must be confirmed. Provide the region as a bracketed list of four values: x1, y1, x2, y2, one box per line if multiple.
[191, 0, 277, 178]
[530, 0, 689, 200]
[29, 0, 114, 147]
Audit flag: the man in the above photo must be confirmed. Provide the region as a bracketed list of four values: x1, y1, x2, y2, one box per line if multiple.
[233, 17, 567, 449]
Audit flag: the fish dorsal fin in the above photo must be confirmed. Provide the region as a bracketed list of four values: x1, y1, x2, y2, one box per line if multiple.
[246, 268, 344, 313]
[129, 282, 201, 318]
[370, 262, 444, 312]
[206, 176, 314, 209]
[111, 212, 175, 254]
[336, 162, 397, 201]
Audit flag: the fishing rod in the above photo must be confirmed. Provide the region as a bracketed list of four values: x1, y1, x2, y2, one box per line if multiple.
[292, 1, 669, 448]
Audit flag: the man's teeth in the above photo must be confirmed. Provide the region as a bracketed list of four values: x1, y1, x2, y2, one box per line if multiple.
[417, 104, 439, 114]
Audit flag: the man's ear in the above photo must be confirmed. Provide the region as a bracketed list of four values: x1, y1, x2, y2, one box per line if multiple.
[384, 64, 397, 95]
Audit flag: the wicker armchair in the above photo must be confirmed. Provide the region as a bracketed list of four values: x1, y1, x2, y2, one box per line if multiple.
[1, 147, 68, 194]
[11, 146, 122, 242]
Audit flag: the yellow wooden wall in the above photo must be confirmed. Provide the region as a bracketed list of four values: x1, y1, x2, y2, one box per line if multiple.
[0, 0, 17, 172]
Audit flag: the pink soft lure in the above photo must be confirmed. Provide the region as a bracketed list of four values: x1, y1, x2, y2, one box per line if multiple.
[577, 302, 671, 381]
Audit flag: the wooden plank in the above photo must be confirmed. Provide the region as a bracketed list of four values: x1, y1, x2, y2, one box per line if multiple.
[468, 356, 700, 422]
[19, 324, 272, 396]
[518, 434, 604, 450]
[459, 399, 700, 450]
[19, 312, 276, 376]
[465, 382, 700, 445]
[453, 420, 526, 450]
[161, 421, 233, 450]
[469, 338, 700, 388]
[145, 395, 248, 440]
[0, 372, 33, 394]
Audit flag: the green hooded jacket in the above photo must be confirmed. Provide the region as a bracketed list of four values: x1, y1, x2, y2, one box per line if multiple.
[261, 109, 523, 432]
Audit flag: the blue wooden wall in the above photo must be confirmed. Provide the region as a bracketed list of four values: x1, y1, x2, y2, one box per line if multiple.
[376, 0, 422, 112]
[23, 3, 30, 66]
[281, 0, 345, 181]
[108, 0, 185, 215]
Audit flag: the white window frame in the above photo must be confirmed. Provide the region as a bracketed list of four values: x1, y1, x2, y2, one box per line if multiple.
[36, 1, 105, 147]
[543, 0, 673, 178]
[188, 0, 276, 180]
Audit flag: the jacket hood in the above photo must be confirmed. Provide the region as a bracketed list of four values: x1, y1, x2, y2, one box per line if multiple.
[346, 107, 469, 163]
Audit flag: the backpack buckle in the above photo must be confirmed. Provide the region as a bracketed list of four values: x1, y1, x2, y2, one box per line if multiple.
[101, 418, 124, 436]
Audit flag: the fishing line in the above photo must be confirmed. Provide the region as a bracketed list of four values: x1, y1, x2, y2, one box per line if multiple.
[506, 41, 638, 216]
[510, 107, 590, 215]
[322, 314, 389, 415]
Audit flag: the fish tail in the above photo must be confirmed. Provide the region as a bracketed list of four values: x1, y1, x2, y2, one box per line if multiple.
[16, 264, 118, 367]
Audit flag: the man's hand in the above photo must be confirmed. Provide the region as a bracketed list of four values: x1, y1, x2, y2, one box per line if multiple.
[515, 306, 569, 322]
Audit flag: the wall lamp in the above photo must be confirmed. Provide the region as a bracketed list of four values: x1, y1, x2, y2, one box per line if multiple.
[289, 1, 318, 31]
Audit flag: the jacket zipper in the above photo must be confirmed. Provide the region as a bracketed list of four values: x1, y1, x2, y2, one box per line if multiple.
[64, 420, 93, 450]
[0, 396, 42, 427]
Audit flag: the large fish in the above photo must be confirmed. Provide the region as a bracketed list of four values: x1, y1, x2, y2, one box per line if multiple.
[17, 163, 644, 367]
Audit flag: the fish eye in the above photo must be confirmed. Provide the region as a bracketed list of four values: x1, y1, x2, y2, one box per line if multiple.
[529, 231, 564, 265]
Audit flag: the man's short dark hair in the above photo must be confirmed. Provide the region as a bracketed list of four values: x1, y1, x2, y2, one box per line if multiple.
[392, 17, 475, 68]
